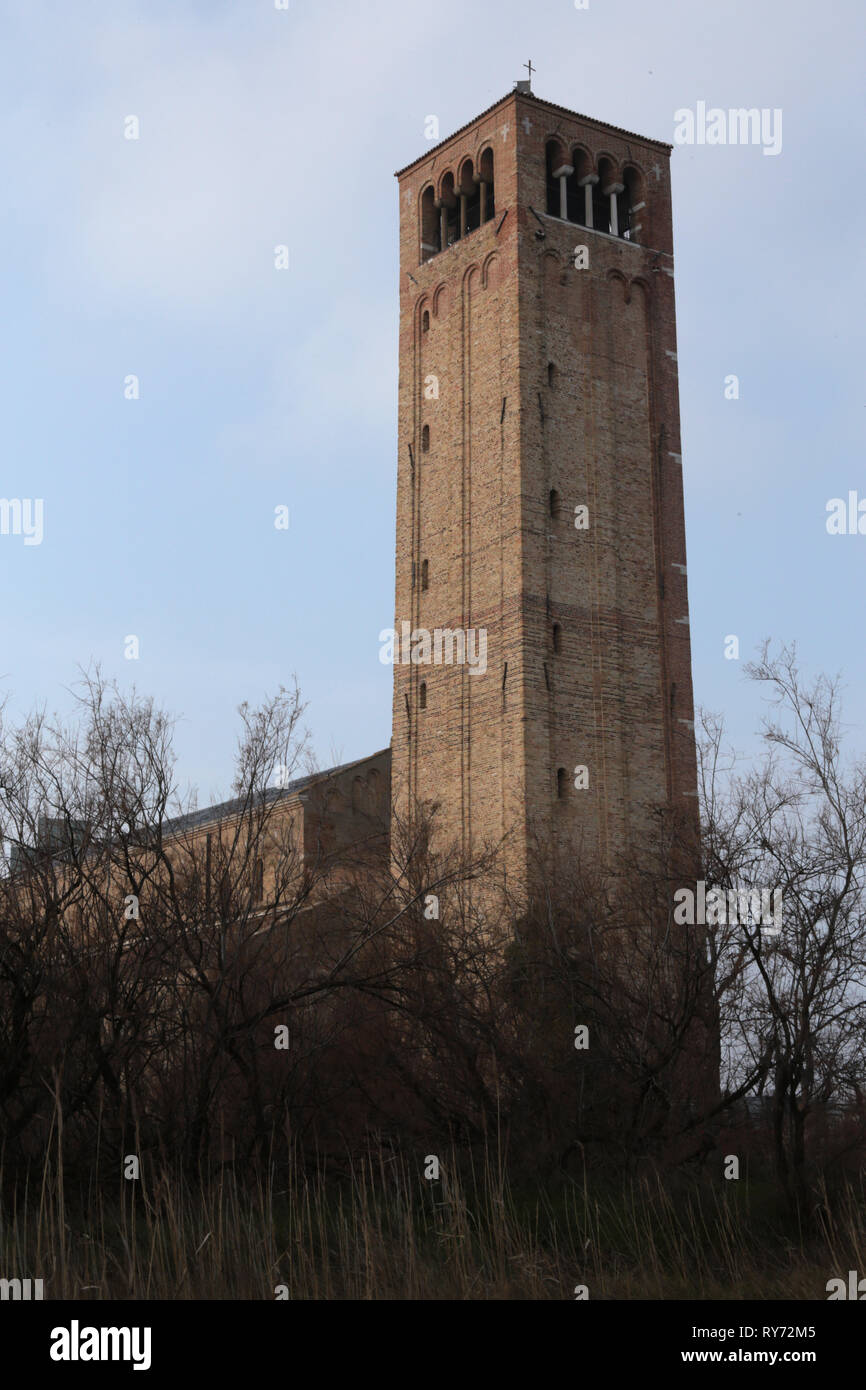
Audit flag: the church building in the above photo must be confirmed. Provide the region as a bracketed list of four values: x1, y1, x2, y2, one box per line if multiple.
[155, 83, 698, 910]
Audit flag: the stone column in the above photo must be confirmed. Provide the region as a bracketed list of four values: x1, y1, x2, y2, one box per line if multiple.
[552, 164, 574, 220]
[604, 181, 625, 236]
[478, 178, 487, 223]
[578, 173, 598, 229]
[458, 192, 467, 239]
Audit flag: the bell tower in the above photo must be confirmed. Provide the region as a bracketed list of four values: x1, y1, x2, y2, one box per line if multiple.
[390, 87, 698, 899]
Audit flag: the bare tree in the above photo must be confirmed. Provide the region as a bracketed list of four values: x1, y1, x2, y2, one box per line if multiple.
[698, 643, 866, 1201]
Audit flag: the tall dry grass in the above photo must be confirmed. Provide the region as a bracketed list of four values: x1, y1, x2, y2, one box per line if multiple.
[2, 1126, 863, 1299]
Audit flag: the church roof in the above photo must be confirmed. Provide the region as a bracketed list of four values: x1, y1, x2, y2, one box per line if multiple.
[394, 89, 672, 179]
[162, 748, 390, 837]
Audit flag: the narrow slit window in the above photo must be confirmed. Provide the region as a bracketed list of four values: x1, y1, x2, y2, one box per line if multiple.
[478, 147, 495, 223]
[420, 186, 440, 263]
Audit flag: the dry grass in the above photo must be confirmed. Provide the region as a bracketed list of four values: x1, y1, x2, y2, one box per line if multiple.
[2, 1138, 864, 1300]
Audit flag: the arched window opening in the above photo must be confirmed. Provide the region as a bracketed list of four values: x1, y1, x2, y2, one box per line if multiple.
[421, 424, 430, 453]
[549, 488, 561, 520]
[465, 181, 481, 234]
[570, 149, 592, 224]
[552, 623, 562, 654]
[597, 158, 626, 236]
[440, 173, 459, 248]
[556, 767, 567, 800]
[458, 160, 481, 236]
[421, 558, 429, 590]
[419, 682, 427, 710]
[478, 147, 495, 223]
[420, 186, 440, 263]
[352, 776, 363, 812]
[253, 857, 264, 903]
[592, 181, 608, 232]
[422, 309, 430, 332]
[616, 186, 630, 238]
[594, 158, 614, 233]
[368, 767, 381, 804]
[545, 140, 564, 216]
[547, 361, 557, 389]
[545, 139, 575, 220]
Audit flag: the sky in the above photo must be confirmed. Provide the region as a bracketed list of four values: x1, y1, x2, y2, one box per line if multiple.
[1, 0, 864, 809]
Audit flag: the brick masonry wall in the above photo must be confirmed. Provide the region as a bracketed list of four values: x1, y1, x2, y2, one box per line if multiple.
[392, 91, 698, 899]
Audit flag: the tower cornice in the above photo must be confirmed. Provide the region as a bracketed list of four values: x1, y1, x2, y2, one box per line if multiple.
[394, 90, 672, 181]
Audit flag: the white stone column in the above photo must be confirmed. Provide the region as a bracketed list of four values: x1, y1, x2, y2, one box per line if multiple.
[604, 181, 625, 236]
[552, 164, 574, 220]
[578, 173, 598, 228]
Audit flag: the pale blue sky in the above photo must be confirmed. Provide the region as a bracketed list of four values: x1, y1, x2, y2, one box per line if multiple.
[1, 0, 864, 807]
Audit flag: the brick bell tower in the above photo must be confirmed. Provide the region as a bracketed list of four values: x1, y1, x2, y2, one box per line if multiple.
[390, 83, 698, 901]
